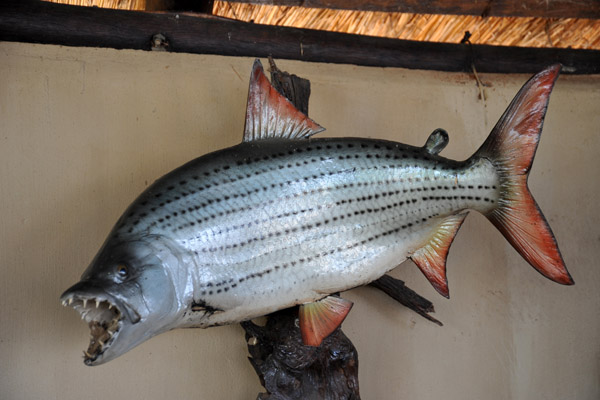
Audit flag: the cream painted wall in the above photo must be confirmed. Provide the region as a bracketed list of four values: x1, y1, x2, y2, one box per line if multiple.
[1, 42, 599, 400]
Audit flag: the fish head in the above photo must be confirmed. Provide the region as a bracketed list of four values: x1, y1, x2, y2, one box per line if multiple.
[60, 236, 187, 366]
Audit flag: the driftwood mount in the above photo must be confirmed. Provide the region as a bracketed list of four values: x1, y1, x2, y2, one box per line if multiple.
[240, 59, 441, 400]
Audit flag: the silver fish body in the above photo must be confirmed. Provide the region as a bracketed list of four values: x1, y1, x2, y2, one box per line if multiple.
[112, 137, 498, 327]
[61, 62, 572, 366]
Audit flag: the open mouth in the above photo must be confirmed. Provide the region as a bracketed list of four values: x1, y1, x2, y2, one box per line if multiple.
[61, 295, 123, 365]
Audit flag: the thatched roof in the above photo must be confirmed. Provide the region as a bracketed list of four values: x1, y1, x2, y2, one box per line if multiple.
[46, 0, 600, 50]
[214, 2, 600, 50]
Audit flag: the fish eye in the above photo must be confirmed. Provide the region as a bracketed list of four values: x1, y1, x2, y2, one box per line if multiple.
[115, 263, 129, 278]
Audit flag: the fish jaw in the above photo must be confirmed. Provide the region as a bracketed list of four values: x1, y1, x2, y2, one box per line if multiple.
[60, 279, 182, 366]
[60, 285, 128, 366]
[60, 237, 191, 365]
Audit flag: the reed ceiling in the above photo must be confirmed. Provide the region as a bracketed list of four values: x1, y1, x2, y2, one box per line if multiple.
[45, 0, 600, 50]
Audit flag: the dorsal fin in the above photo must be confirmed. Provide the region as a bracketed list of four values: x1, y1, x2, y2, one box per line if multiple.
[411, 212, 468, 298]
[243, 60, 325, 142]
[423, 128, 449, 155]
[299, 295, 353, 347]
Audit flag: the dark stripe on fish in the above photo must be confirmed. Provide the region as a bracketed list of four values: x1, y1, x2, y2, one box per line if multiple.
[198, 211, 444, 296]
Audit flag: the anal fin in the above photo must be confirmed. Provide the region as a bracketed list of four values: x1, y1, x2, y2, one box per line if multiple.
[411, 213, 468, 298]
[299, 296, 353, 347]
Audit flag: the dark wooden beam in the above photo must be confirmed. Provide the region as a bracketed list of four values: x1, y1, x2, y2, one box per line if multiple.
[1, 1, 599, 74]
[229, 0, 600, 19]
[146, 0, 215, 13]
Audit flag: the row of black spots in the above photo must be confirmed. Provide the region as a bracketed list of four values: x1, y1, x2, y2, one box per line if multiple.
[220, 206, 316, 237]
[357, 142, 395, 152]
[220, 205, 322, 236]
[174, 178, 338, 233]
[199, 214, 335, 253]
[444, 182, 497, 194]
[231, 149, 328, 177]
[360, 152, 410, 161]
[421, 195, 495, 204]
[218, 158, 423, 211]
[235, 150, 288, 167]
[236, 249, 336, 287]
[188, 178, 334, 228]
[178, 173, 407, 234]
[200, 283, 237, 296]
[197, 277, 235, 290]
[476, 184, 497, 190]
[228, 205, 442, 286]
[172, 201, 240, 233]
[210, 143, 406, 187]
[334, 189, 405, 207]
[197, 192, 419, 253]
[330, 212, 441, 256]
[330, 199, 409, 223]
[421, 195, 459, 202]
[237, 264, 281, 285]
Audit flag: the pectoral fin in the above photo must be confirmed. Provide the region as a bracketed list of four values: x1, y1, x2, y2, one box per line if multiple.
[411, 213, 468, 298]
[299, 296, 353, 347]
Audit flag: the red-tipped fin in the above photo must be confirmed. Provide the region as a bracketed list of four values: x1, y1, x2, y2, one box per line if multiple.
[243, 59, 325, 142]
[411, 213, 468, 298]
[299, 296, 353, 347]
[488, 191, 573, 285]
[475, 64, 573, 285]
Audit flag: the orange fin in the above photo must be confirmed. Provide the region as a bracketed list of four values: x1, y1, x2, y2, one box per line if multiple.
[243, 59, 325, 142]
[411, 213, 468, 298]
[299, 296, 353, 347]
[473, 64, 573, 285]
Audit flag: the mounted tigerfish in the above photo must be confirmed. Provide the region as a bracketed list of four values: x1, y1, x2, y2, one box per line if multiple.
[61, 61, 573, 365]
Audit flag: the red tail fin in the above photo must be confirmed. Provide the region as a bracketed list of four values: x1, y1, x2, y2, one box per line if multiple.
[475, 65, 573, 285]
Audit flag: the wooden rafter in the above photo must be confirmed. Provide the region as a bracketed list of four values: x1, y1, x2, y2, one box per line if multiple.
[1, 1, 599, 73]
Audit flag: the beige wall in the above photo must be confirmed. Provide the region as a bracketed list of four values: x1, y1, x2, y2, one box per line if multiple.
[1, 42, 599, 399]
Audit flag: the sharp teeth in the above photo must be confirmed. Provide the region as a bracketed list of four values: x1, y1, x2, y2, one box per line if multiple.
[95, 300, 100, 308]
[84, 350, 93, 358]
[108, 304, 113, 310]
[98, 339, 105, 346]
[68, 298, 73, 305]
[83, 299, 88, 308]
[62, 300, 67, 307]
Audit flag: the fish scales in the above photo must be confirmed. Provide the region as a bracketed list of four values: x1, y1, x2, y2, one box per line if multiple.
[61, 62, 573, 366]
[113, 138, 499, 325]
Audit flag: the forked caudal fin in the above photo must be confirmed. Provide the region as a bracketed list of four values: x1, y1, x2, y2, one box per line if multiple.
[474, 64, 573, 286]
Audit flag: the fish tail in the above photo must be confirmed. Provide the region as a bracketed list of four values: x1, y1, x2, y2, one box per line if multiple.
[473, 64, 573, 285]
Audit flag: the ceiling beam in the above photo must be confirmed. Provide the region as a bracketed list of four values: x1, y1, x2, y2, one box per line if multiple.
[1, 1, 599, 74]
[146, 0, 214, 12]
[227, 0, 600, 19]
